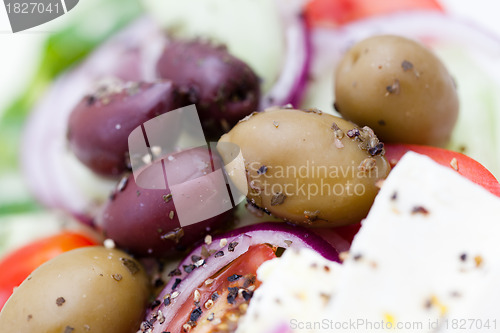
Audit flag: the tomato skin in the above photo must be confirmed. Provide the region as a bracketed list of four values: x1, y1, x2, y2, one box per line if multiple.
[305, 0, 443, 27]
[385, 143, 500, 197]
[163, 244, 276, 333]
[0, 231, 97, 310]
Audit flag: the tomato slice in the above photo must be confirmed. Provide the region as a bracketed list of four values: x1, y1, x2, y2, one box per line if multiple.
[162, 244, 276, 333]
[0, 231, 97, 310]
[385, 143, 500, 197]
[305, 0, 443, 27]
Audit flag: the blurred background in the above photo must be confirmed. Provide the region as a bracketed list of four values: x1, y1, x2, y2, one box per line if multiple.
[0, 0, 499, 278]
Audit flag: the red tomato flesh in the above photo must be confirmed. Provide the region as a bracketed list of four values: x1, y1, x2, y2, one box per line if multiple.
[305, 0, 443, 27]
[0, 231, 97, 310]
[163, 244, 277, 333]
[385, 143, 500, 197]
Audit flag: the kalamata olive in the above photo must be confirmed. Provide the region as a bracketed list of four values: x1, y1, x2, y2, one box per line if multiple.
[334, 35, 459, 147]
[97, 147, 234, 257]
[67, 80, 190, 177]
[156, 39, 260, 139]
[217, 107, 390, 227]
[0, 247, 150, 333]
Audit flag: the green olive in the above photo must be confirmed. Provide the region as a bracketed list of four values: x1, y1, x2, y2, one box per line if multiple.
[0, 247, 150, 333]
[334, 35, 459, 146]
[217, 107, 390, 227]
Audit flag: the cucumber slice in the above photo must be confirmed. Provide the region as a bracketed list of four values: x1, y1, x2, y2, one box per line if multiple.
[437, 47, 500, 180]
[142, 0, 285, 92]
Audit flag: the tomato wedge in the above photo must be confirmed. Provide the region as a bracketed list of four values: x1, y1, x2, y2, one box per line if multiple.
[160, 244, 276, 333]
[305, 0, 443, 27]
[385, 143, 500, 197]
[0, 231, 97, 310]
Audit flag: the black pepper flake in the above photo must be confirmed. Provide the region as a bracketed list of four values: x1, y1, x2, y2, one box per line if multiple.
[271, 192, 286, 206]
[120, 257, 140, 275]
[168, 268, 182, 277]
[227, 274, 242, 282]
[347, 128, 361, 138]
[56, 297, 65, 306]
[378, 119, 386, 126]
[257, 165, 268, 175]
[64, 326, 74, 333]
[191, 255, 202, 263]
[391, 192, 398, 201]
[368, 143, 385, 156]
[227, 287, 239, 304]
[353, 254, 363, 261]
[150, 300, 161, 309]
[386, 79, 400, 95]
[164, 297, 171, 306]
[214, 251, 224, 258]
[242, 290, 254, 301]
[27, 314, 33, 321]
[183, 264, 196, 273]
[402, 60, 414, 71]
[460, 253, 467, 261]
[172, 278, 182, 290]
[411, 206, 430, 215]
[190, 307, 203, 322]
[228, 242, 238, 252]
[211, 292, 219, 301]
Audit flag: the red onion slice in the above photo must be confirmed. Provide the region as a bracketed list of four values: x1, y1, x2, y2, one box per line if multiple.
[21, 17, 167, 220]
[260, 0, 312, 109]
[144, 222, 339, 332]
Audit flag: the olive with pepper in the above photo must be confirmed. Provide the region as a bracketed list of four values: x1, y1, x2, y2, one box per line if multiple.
[217, 107, 390, 227]
[334, 35, 459, 146]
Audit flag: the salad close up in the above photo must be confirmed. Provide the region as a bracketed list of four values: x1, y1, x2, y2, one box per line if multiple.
[1, 1, 500, 332]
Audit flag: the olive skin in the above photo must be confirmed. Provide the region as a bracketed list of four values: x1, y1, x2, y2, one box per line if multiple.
[157, 40, 260, 139]
[217, 107, 390, 227]
[334, 35, 459, 147]
[97, 147, 233, 257]
[67, 81, 189, 177]
[0, 247, 150, 333]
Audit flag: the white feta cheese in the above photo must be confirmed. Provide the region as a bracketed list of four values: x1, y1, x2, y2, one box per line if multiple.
[236, 248, 342, 333]
[323, 152, 500, 332]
